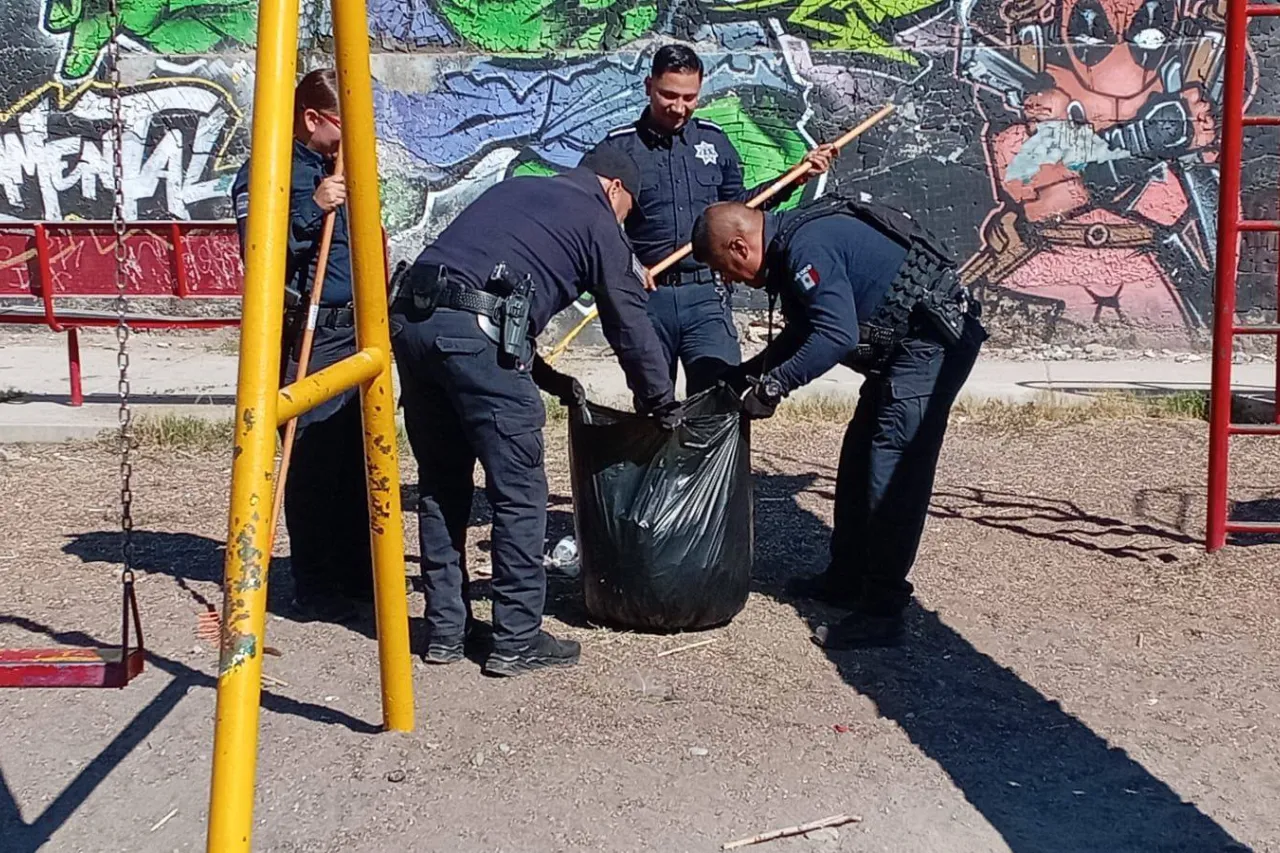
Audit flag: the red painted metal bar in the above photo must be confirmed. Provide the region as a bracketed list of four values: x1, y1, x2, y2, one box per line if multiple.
[171, 222, 191, 298]
[1243, 115, 1280, 126]
[1206, 0, 1250, 552]
[66, 327, 83, 407]
[1232, 324, 1280, 333]
[33, 224, 64, 333]
[1237, 220, 1280, 231]
[1245, 3, 1280, 13]
[1228, 423, 1280, 435]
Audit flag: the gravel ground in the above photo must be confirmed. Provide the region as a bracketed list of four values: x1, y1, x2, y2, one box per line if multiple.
[0, 419, 1278, 853]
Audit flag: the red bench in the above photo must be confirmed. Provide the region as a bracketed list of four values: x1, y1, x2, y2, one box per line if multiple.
[0, 221, 244, 406]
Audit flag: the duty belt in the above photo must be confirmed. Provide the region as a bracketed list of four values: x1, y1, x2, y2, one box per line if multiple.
[656, 267, 717, 287]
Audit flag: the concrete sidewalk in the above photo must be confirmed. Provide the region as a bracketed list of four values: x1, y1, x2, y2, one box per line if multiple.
[1, 328, 1275, 442]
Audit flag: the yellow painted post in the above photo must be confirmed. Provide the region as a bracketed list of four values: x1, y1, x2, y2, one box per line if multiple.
[205, 0, 297, 848]
[332, 0, 415, 731]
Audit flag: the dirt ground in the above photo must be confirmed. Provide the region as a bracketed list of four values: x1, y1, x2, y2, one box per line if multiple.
[1, 418, 1278, 853]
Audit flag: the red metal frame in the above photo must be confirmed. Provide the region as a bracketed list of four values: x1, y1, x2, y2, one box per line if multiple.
[1206, 0, 1280, 550]
[0, 220, 243, 406]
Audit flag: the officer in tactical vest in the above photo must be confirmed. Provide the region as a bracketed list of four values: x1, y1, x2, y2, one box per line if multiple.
[390, 147, 679, 677]
[586, 45, 835, 396]
[691, 197, 987, 648]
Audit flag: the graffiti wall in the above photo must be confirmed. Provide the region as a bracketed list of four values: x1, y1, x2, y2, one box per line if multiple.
[2, 0, 1276, 345]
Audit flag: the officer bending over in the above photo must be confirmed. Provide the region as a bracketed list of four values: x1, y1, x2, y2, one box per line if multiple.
[691, 197, 987, 648]
[587, 45, 835, 396]
[231, 68, 372, 624]
[391, 148, 679, 677]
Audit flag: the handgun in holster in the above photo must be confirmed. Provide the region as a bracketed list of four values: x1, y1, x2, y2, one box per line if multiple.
[487, 263, 536, 373]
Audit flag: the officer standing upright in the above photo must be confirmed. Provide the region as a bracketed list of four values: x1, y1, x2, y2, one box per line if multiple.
[691, 197, 987, 648]
[391, 148, 679, 677]
[231, 68, 373, 624]
[585, 45, 835, 396]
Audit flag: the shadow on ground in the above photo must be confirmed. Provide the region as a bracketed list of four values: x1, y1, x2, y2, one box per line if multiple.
[751, 468, 1249, 853]
[0, 615, 377, 853]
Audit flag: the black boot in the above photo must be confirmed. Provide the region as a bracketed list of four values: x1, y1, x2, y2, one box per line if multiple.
[483, 630, 581, 677]
[784, 570, 861, 609]
[811, 612, 905, 649]
[422, 619, 495, 665]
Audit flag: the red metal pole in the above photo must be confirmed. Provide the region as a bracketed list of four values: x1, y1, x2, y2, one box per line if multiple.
[1206, 0, 1249, 552]
[66, 326, 83, 407]
[171, 222, 191, 298]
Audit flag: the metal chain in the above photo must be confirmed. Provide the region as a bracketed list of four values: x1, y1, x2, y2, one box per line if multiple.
[108, 0, 134, 581]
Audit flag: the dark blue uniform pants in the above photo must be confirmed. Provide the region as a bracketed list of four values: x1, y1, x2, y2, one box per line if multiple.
[280, 317, 373, 602]
[829, 316, 987, 616]
[391, 307, 548, 649]
[647, 281, 740, 396]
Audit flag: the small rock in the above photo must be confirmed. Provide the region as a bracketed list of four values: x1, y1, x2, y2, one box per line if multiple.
[1186, 353, 1204, 362]
[1161, 348, 1175, 356]
[0, 448, 21, 463]
[471, 751, 486, 768]
[1234, 352, 1252, 364]
[1143, 349, 1157, 359]
[688, 747, 709, 757]
[1175, 353, 1193, 363]
[1084, 343, 1105, 355]
[386, 769, 406, 783]
[805, 827, 840, 843]
[498, 743, 511, 755]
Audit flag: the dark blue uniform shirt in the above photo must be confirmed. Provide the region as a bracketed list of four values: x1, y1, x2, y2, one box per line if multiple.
[231, 141, 353, 306]
[590, 110, 793, 277]
[756, 209, 908, 393]
[409, 167, 675, 410]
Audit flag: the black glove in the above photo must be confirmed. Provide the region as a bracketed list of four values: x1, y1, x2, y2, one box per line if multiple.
[652, 400, 685, 431]
[531, 356, 587, 408]
[741, 375, 783, 420]
[1105, 97, 1195, 158]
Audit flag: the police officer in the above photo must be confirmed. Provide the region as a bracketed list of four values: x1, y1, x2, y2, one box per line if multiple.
[586, 45, 835, 396]
[391, 147, 679, 677]
[691, 198, 987, 648]
[231, 68, 373, 624]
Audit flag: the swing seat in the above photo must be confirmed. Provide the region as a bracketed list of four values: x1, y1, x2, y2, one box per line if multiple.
[0, 647, 144, 688]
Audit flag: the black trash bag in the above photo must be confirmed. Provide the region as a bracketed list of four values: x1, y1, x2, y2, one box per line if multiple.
[568, 385, 753, 631]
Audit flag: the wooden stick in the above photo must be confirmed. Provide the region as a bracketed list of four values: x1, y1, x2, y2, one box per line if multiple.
[270, 152, 345, 533]
[656, 638, 717, 658]
[544, 102, 895, 364]
[149, 808, 179, 833]
[722, 814, 861, 850]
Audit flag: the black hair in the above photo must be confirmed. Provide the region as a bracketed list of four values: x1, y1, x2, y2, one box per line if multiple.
[651, 44, 703, 79]
[295, 68, 339, 117]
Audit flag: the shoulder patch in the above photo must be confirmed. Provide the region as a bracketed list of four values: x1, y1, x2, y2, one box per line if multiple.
[693, 118, 723, 132]
[606, 125, 638, 138]
[794, 263, 819, 292]
[233, 188, 249, 221]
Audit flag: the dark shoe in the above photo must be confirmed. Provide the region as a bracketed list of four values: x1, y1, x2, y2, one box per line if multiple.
[811, 613, 905, 649]
[784, 571, 861, 609]
[483, 630, 581, 678]
[422, 621, 494, 665]
[423, 637, 464, 665]
[290, 594, 359, 625]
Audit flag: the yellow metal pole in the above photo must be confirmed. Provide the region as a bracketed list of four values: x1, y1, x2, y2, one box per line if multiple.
[206, 0, 297, 847]
[332, 0, 415, 731]
[276, 346, 387, 425]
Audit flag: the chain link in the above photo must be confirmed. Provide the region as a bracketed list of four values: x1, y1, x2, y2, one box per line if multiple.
[108, 0, 134, 581]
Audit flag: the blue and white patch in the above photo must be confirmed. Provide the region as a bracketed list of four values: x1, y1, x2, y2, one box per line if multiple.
[795, 263, 819, 292]
[631, 254, 647, 284]
[694, 140, 719, 166]
[234, 190, 249, 221]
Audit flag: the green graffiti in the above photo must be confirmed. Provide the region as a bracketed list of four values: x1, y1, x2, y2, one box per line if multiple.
[436, 0, 657, 52]
[44, 0, 256, 79]
[694, 95, 809, 210]
[710, 0, 941, 62]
